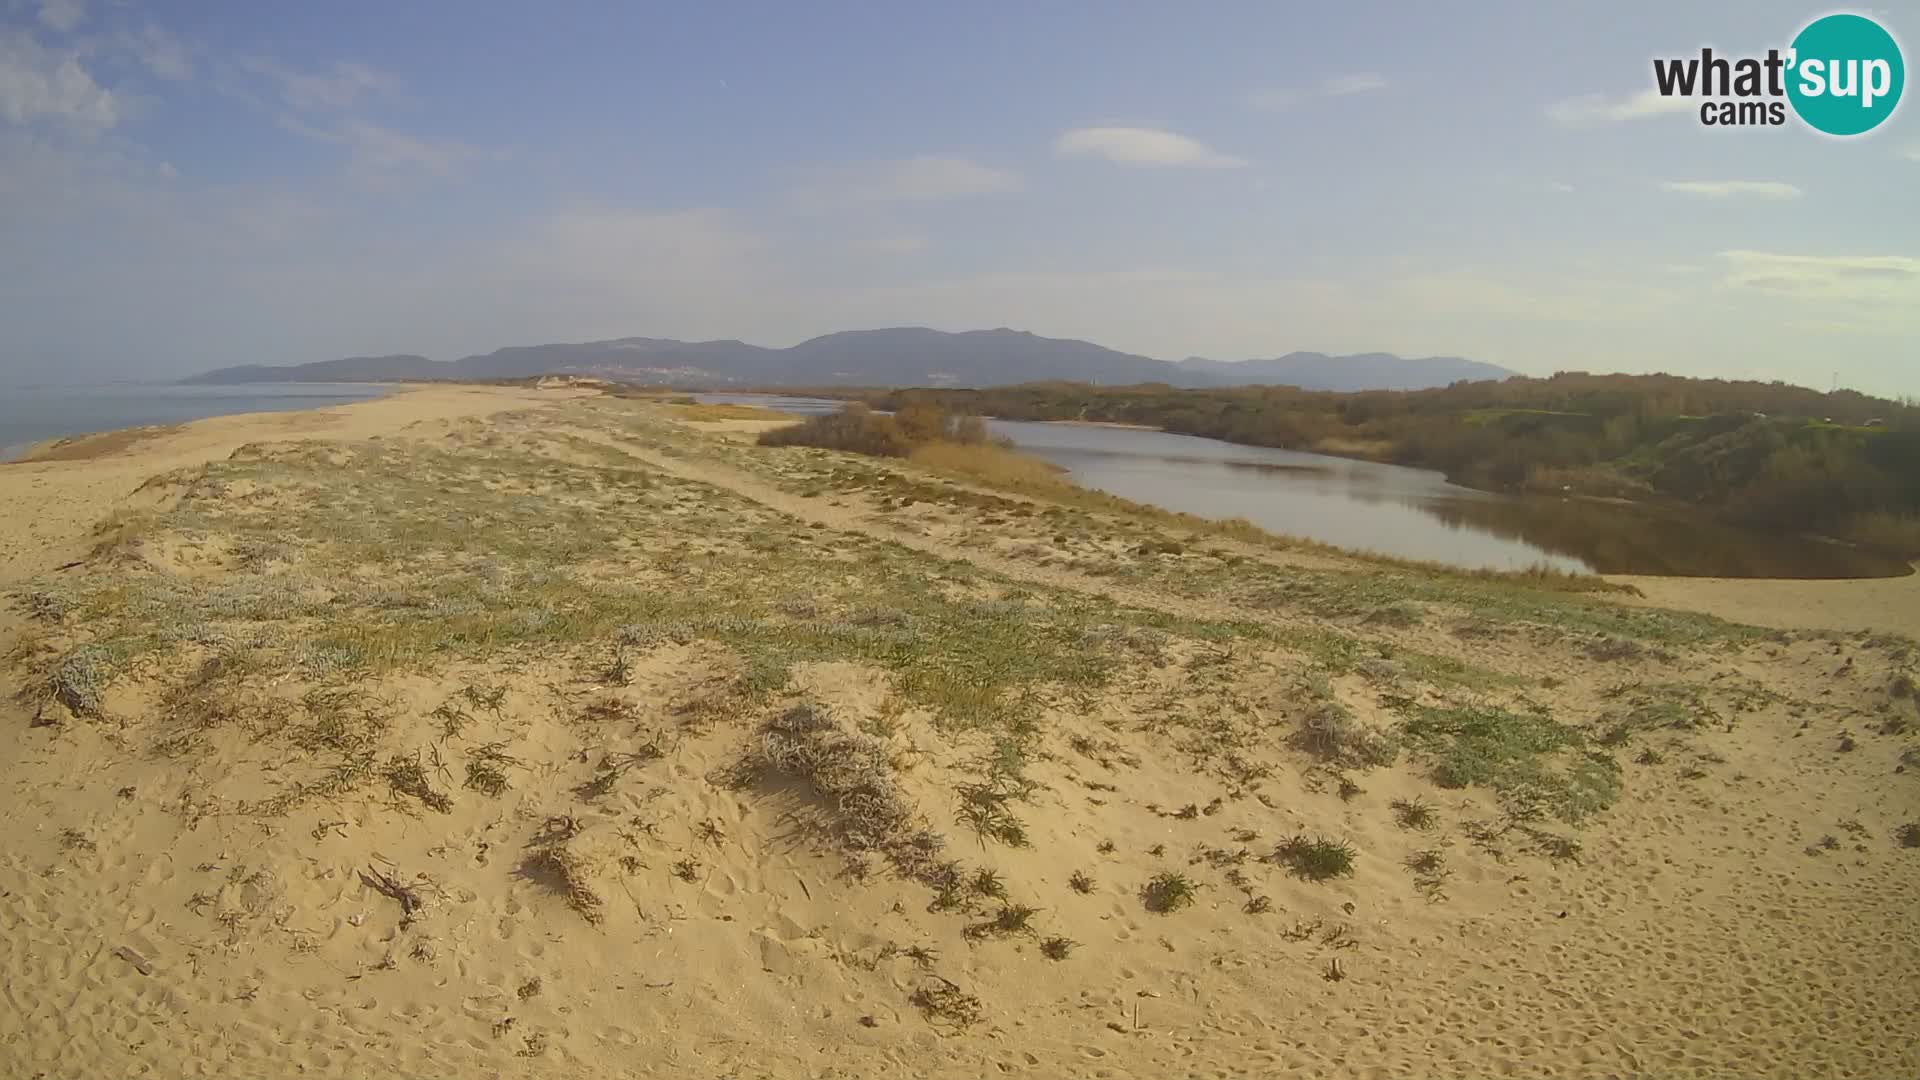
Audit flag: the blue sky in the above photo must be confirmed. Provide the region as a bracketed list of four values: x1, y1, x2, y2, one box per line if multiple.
[1, 1, 1915, 394]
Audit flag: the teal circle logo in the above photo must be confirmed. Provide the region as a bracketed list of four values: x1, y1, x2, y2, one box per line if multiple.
[1787, 13, 1904, 135]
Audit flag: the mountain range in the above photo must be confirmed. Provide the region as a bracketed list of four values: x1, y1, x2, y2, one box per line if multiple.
[180, 327, 1516, 392]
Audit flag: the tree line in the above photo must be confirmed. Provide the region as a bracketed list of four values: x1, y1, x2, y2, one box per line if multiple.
[848, 373, 1920, 558]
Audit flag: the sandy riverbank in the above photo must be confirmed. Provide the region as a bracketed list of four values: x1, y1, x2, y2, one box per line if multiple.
[1, 391, 1915, 1079]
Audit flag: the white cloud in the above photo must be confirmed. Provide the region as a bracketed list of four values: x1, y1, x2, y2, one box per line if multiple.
[37, 0, 85, 33]
[1322, 72, 1387, 96]
[124, 24, 192, 81]
[1250, 73, 1388, 111]
[278, 115, 488, 188]
[0, 30, 116, 132]
[1054, 126, 1246, 168]
[341, 121, 483, 180]
[1545, 89, 1693, 127]
[243, 56, 397, 110]
[1660, 180, 1803, 199]
[788, 154, 1020, 204]
[1717, 251, 1920, 305]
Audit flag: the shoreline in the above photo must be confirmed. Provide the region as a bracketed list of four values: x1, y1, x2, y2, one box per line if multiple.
[0, 381, 397, 465]
[0, 383, 590, 584]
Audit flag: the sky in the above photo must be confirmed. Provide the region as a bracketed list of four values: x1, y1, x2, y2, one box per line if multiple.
[1, 1, 1916, 395]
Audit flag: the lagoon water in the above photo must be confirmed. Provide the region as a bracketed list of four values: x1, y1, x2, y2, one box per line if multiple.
[697, 393, 1910, 579]
[0, 383, 390, 461]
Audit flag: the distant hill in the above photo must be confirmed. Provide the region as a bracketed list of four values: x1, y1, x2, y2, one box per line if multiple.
[181, 328, 1517, 391]
[1175, 352, 1515, 392]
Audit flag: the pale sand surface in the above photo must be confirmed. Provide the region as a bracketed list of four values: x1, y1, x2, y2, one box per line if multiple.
[0, 385, 589, 584]
[0, 392, 1914, 1079]
[1614, 569, 1920, 641]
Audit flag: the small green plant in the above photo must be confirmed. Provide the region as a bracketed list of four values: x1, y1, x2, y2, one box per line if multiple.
[1274, 834, 1356, 882]
[1634, 746, 1665, 765]
[1335, 774, 1364, 801]
[1096, 839, 1116, 854]
[1039, 935, 1077, 961]
[970, 868, 1007, 900]
[671, 857, 701, 882]
[58, 828, 96, 852]
[1243, 894, 1273, 915]
[1390, 798, 1437, 831]
[969, 902, 1039, 939]
[1141, 871, 1198, 913]
[1068, 870, 1095, 894]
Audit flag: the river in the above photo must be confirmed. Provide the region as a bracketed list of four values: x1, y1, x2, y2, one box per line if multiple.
[694, 394, 1910, 579]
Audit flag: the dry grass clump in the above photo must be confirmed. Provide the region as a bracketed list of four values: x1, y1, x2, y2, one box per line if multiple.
[909, 441, 1068, 490]
[531, 841, 607, 924]
[672, 402, 786, 422]
[464, 742, 520, 797]
[1897, 822, 1920, 849]
[384, 754, 454, 813]
[911, 977, 984, 1029]
[1294, 701, 1397, 769]
[748, 702, 946, 882]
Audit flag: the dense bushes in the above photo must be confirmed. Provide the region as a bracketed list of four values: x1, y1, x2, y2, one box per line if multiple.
[758, 402, 989, 458]
[856, 374, 1920, 556]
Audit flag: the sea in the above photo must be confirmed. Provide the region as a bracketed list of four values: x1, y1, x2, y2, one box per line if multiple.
[0, 383, 391, 461]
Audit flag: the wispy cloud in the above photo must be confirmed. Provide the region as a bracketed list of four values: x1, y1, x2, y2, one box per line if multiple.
[1548, 181, 1576, 193]
[788, 154, 1020, 205]
[1322, 72, 1388, 96]
[242, 56, 397, 111]
[1054, 126, 1245, 168]
[1545, 89, 1692, 127]
[1660, 180, 1803, 199]
[278, 114, 488, 188]
[37, 0, 85, 33]
[1250, 72, 1388, 111]
[0, 30, 117, 132]
[1718, 251, 1920, 303]
[122, 24, 193, 81]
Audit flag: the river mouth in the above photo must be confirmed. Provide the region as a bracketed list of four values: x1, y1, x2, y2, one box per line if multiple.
[695, 394, 1913, 580]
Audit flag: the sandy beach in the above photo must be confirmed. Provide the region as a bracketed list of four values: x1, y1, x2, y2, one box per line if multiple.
[2, 389, 1915, 1079]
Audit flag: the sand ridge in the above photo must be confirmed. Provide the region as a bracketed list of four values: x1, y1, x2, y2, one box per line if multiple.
[0, 393, 1914, 1079]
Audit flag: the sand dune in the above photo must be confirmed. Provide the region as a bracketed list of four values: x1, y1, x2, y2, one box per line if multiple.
[1, 391, 1915, 1078]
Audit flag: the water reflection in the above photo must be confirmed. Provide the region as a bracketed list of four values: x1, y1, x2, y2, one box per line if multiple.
[693, 395, 1910, 578]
